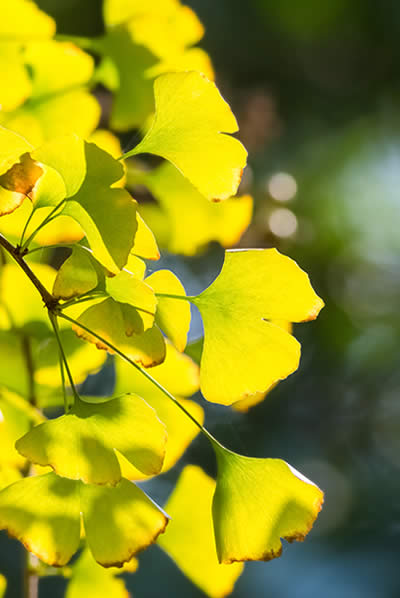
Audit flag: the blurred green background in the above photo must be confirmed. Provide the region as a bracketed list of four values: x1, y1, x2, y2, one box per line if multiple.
[3, 0, 400, 596]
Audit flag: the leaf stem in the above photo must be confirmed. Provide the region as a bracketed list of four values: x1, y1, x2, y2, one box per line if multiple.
[0, 233, 57, 309]
[48, 312, 78, 409]
[155, 292, 194, 302]
[20, 198, 67, 252]
[19, 207, 36, 248]
[58, 311, 219, 444]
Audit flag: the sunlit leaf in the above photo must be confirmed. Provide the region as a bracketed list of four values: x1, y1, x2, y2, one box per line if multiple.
[81, 477, 168, 567]
[148, 47, 214, 80]
[34, 139, 137, 272]
[89, 129, 126, 187]
[0, 43, 31, 111]
[212, 445, 324, 563]
[0, 263, 56, 330]
[0, 573, 5, 598]
[72, 297, 165, 367]
[0, 0, 55, 38]
[146, 269, 190, 351]
[67, 547, 134, 598]
[131, 212, 160, 260]
[159, 465, 243, 598]
[141, 162, 253, 255]
[53, 248, 99, 300]
[232, 321, 292, 412]
[191, 249, 324, 405]
[106, 270, 156, 332]
[124, 72, 247, 200]
[0, 126, 32, 176]
[114, 342, 202, 478]
[0, 394, 30, 469]
[0, 472, 80, 566]
[0, 466, 22, 491]
[16, 394, 167, 484]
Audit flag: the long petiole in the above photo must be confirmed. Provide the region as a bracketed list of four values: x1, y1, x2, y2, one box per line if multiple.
[58, 311, 220, 446]
[58, 349, 68, 413]
[20, 199, 67, 252]
[155, 292, 195, 302]
[59, 292, 106, 310]
[25, 242, 75, 256]
[19, 207, 36, 248]
[48, 311, 79, 408]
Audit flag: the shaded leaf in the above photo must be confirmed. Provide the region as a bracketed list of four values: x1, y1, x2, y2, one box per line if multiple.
[146, 269, 190, 351]
[0, 472, 80, 566]
[73, 297, 165, 367]
[16, 394, 167, 484]
[81, 477, 168, 567]
[0, 126, 32, 176]
[159, 465, 243, 598]
[0, 394, 30, 469]
[53, 248, 98, 300]
[192, 249, 324, 405]
[125, 72, 247, 200]
[212, 445, 324, 563]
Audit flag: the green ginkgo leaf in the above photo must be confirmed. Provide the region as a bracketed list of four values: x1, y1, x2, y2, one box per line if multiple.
[191, 249, 324, 405]
[53, 248, 99, 300]
[81, 477, 168, 567]
[212, 444, 324, 563]
[140, 162, 253, 255]
[0, 394, 31, 469]
[34, 139, 137, 273]
[16, 394, 167, 484]
[123, 72, 247, 200]
[73, 297, 165, 367]
[0, 472, 81, 566]
[159, 465, 244, 598]
[106, 270, 156, 332]
[146, 269, 190, 351]
[114, 341, 203, 479]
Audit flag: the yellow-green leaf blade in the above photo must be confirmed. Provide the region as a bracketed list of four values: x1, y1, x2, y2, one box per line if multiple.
[192, 249, 324, 405]
[0, 472, 80, 566]
[53, 248, 99, 300]
[159, 465, 243, 598]
[212, 447, 324, 563]
[125, 71, 247, 200]
[81, 478, 168, 567]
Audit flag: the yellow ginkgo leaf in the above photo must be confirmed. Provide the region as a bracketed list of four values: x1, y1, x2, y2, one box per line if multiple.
[0, 394, 30, 469]
[124, 72, 247, 200]
[0, 472, 81, 566]
[0, 126, 32, 176]
[159, 465, 244, 598]
[0, 573, 5, 598]
[0, 0, 55, 39]
[192, 249, 324, 405]
[53, 248, 98, 300]
[141, 162, 252, 255]
[146, 269, 191, 351]
[81, 478, 168, 567]
[0, 43, 32, 112]
[212, 444, 324, 563]
[131, 212, 160, 260]
[16, 394, 167, 484]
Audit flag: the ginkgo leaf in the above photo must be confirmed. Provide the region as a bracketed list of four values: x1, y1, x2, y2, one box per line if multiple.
[141, 162, 253, 255]
[191, 249, 324, 405]
[131, 212, 160, 260]
[114, 342, 202, 478]
[124, 72, 247, 201]
[0, 127, 32, 176]
[34, 139, 137, 273]
[72, 297, 165, 367]
[148, 47, 214, 80]
[0, 573, 6, 598]
[67, 547, 135, 598]
[16, 394, 167, 484]
[106, 270, 156, 332]
[0, 263, 56, 330]
[0, 43, 31, 111]
[0, 466, 22, 491]
[159, 466, 243, 598]
[53, 248, 99, 300]
[81, 477, 168, 567]
[0, 395, 30, 469]
[0, 472, 81, 566]
[0, 0, 55, 38]
[232, 321, 293, 412]
[146, 269, 190, 351]
[212, 444, 324, 563]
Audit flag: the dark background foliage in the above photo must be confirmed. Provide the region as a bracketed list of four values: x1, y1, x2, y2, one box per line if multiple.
[2, 1, 400, 596]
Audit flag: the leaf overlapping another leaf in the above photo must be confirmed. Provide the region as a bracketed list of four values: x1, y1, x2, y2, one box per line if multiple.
[0, 472, 168, 567]
[16, 394, 167, 485]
